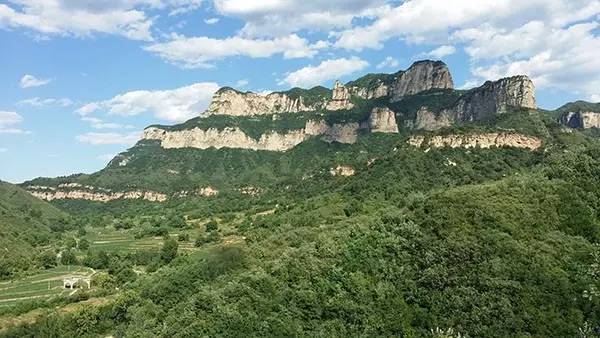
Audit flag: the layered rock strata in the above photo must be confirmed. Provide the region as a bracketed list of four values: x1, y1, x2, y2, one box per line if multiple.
[408, 132, 542, 150]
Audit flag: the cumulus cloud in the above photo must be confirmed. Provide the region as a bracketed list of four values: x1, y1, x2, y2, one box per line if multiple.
[76, 82, 220, 122]
[204, 17, 219, 24]
[0, 0, 205, 40]
[18, 97, 73, 107]
[214, 0, 386, 37]
[81, 116, 134, 130]
[20, 74, 51, 88]
[331, 0, 600, 101]
[77, 132, 140, 146]
[281, 57, 369, 88]
[458, 21, 600, 100]
[376, 56, 399, 69]
[0, 111, 28, 134]
[236, 79, 249, 87]
[145, 34, 325, 68]
[424, 45, 456, 58]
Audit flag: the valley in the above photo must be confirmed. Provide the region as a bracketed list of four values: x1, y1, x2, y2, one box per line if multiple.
[2, 60, 600, 337]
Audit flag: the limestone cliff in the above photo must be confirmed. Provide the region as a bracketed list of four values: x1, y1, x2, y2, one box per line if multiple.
[560, 111, 600, 129]
[29, 189, 168, 203]
[390, 60, 454, 102]
[205, 87, 319, 116]
[369, 107, 398, 133]
[414, 107, 453, 131]
[451, 76, 536, 122]
[325, 81, 354, 111]
[408, 132, 541, 150]
[142, 119, 365, 152]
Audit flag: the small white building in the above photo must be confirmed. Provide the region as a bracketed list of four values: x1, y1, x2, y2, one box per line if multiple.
[63, 276, 91, 289]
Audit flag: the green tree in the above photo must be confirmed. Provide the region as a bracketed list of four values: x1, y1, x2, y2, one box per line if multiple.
[78, 238, 90, 251]
[161, 239, 178, 263]
[60, 249, 78, 265]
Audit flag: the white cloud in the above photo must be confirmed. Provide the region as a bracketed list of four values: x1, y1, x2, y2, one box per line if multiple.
[214, 0, 386, 37]
[376, 56, 399, 69]
[0, 111, 28, 134]
[459, 21, 600, 100]
[0, 0, 157, 41]
[76, 82, 220, 122]
[81, 116, 134, 130]
[20, 74, 51, 88]
[330, 0, 600, 101]
[77, 132, 140, 146]
[334, 0, 600, 50]
[0, 1, 204, 40]
[204, 17, 219, 24]
[425, 45, 456, 58]
[18, 97, 73, 107]
[281, 57, 369, 88]
[145, 34, 324, 68]
[236, 79, 249, 87]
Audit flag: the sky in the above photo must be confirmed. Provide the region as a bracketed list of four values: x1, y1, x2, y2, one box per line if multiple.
[1, 0, 599, 183]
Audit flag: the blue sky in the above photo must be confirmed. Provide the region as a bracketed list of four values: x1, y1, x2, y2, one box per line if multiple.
[1, 0, 599, 183]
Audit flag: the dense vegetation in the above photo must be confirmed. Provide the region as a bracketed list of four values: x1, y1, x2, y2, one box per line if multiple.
[0, 181, 71, 278]
[5, 95, 600, 336]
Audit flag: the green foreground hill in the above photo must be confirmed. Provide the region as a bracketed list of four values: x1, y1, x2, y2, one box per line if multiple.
[0, 181, 70, 278]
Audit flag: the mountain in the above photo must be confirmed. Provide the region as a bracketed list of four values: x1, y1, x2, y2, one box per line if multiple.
[22, 60, 548, 206]
[555, 100, 600, 129]
[0, 181, 69, 278]
[8, 61, 600, 337]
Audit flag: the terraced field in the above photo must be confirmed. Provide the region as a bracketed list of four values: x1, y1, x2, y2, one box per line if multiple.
[0, 267, 94, 307]
[87, 228, 199, 253]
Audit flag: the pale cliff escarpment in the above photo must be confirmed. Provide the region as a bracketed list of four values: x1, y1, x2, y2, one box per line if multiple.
[325, 81, 354, 111]
[411, 75, 537, 131]
[560, 111, 600, 129]
[390, 60, 454, 102]
[408, 132, 542, 150]
[142, 119, 368, 152]
[450, 76, 536, 122]
[369, 107, 399, 133]
[29, 189, 168, 203]
[414, 107, 453, 131]
[143, 126, 308, 152]
[205, 87, 319, 116]
[27, 186, 221, 202]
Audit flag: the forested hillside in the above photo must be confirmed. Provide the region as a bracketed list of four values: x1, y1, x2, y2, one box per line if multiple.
[0, 181, 70, 278]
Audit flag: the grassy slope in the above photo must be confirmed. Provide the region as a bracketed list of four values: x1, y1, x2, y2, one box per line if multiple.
[0, 181, 68, 276]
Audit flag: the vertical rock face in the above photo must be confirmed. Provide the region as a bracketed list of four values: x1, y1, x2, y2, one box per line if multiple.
[560, 112, 600, 129]
[348, 82, 389, 100]
[205, 88, 316, 116]
[451, 75, 536, 122]
[390, 60, 454, 101]
[368, 107, 398, 133]
[414, 107, 453, 131]
[325, 80, 354, 111]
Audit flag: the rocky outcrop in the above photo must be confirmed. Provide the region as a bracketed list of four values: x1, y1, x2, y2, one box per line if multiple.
[390, 60, 454, 101]
[330, 165, 356, 177]
[29, 189, 168, 203]
[450, 76, 536, 122]
[143, 119, 364, 152]
[408, 132, 542, 150]
[414, 107, 453, 131]
[143, 127, 307, 152]
[560, 112, 600, 129]
[348, 82, 389, 100]
[205, 88, 317, 116]
[369, 107, 398, 133]
[325, 81, 354, 111]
